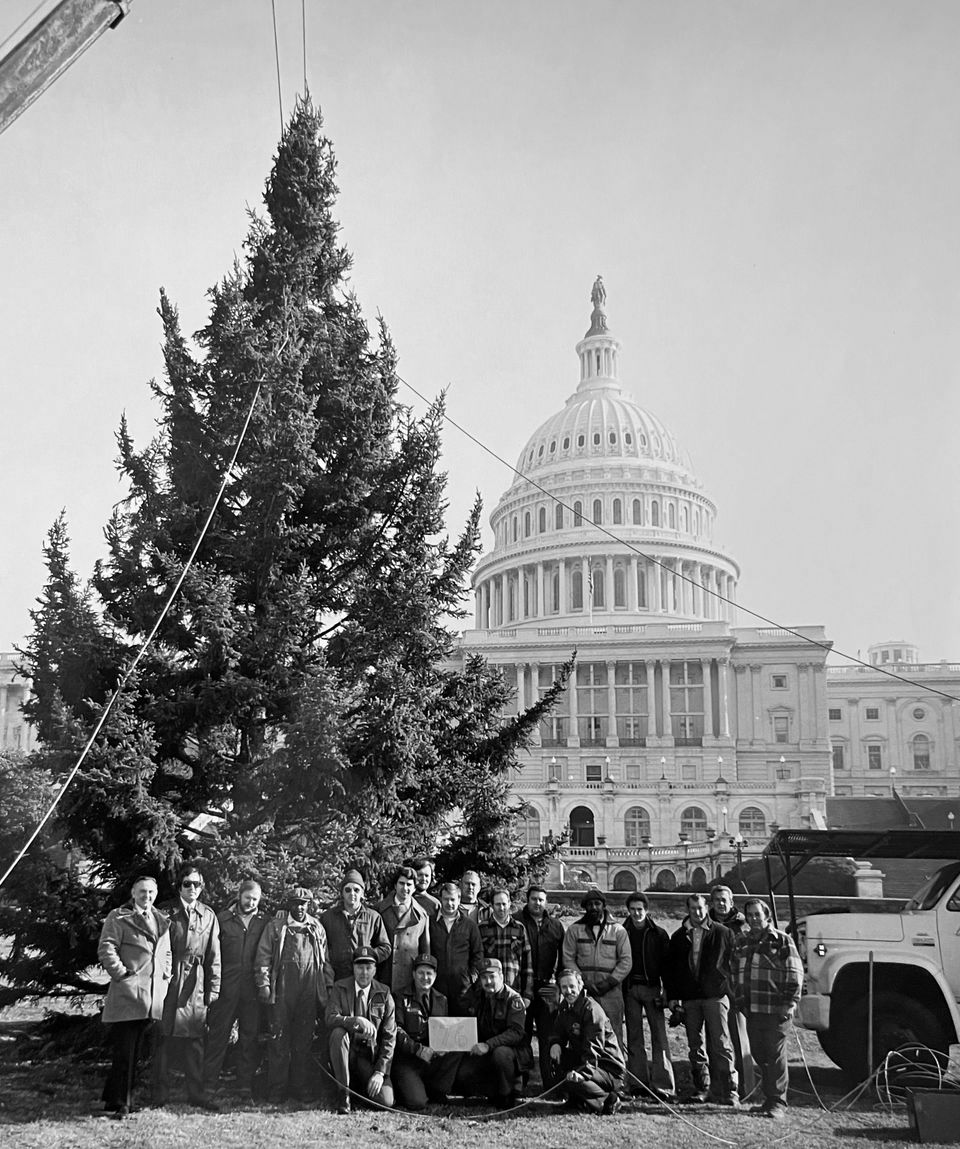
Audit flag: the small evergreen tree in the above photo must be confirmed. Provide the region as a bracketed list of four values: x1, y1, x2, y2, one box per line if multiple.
[2, 99, 563, 998]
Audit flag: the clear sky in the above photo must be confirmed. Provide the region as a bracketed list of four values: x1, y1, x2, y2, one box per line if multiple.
[1, 0, 958, 668]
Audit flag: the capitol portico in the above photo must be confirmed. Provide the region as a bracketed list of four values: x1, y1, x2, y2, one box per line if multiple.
[455, 279, 834, 890]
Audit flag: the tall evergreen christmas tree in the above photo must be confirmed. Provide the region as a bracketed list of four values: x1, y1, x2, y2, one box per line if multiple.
[1, 100, 565, 1001]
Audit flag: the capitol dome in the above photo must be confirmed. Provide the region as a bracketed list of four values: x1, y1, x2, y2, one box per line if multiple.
[472, 278, 740, 630]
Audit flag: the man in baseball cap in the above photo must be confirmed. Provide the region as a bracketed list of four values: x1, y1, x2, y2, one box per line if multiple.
[392, 953, 457, 1109]
[325, 945, 397, 1113]
[451, 956, 533, 1109]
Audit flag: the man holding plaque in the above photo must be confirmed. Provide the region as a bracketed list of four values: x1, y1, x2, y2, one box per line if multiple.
[391, 954, 456, 1109]
[452, 957, 532, 1110]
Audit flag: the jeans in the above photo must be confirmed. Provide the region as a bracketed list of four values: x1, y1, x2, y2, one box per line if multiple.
[682, 996, 738, 1100]
[745, 1013, 791, 1109]
[624, 983, 675, 1093]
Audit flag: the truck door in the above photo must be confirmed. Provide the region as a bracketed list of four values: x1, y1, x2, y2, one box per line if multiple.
[936, 872, 960, 1005]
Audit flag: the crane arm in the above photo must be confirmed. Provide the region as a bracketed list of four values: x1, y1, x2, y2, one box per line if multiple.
[0, 0, 132, 137]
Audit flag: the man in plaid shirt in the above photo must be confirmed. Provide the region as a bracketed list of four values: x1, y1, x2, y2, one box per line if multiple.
[730, 899, 804, 1120]
[479, 890, 533, 1003]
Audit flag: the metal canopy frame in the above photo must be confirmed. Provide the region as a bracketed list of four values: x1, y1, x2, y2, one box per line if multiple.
[761, 829, 960, 937]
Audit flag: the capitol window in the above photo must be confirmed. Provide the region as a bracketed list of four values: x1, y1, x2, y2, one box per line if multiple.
[612, 498, 622, 525]
[573, 500, 583, 526]
[593, 431, 601, 446]
[867, 744, 883, 769]
[912, 734, 931, 771]
[572, 570, 583, 610]
[865, 707, 879, 720]
[538, 507, 546, 533]
[680, 806, 708, 842]
[632, 499, 642, 525]
[625, 432, 633, 446]
[555, 504, 563, 529]
[772, 674, 787, 689]
[577, 433, 585, 448]
[592, 499, 602, 525]
[668, 504, 676, 529]
[829, 708, 842, 720]
[563, 436, 570, 450]
[832, 744, 845, 770]
[524, 511, 531, 537]
[624, 807, 652, 847]
[609, 430, 616, 444]
[651, 501, 660, 527]
[549, 440, 556, 453]
[613, 567, 626, 608]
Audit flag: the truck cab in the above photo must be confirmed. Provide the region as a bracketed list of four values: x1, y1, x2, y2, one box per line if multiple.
[764, 830, 960, 1080]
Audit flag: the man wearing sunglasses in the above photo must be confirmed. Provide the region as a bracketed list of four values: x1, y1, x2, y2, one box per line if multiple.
[154, 865, 222, 1111]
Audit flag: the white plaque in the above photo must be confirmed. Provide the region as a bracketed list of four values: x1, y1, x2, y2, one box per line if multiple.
[428, 1016, 478, 1052]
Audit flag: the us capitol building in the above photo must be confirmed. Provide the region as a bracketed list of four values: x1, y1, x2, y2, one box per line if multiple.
[452, 279, 960, 891]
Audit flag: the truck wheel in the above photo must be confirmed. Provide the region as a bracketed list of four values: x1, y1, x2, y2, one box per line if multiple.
[833, 992, 951, 1084]
[815, 1026, 845, 1068]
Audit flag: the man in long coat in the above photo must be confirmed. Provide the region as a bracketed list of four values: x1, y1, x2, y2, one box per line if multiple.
[98, 875, 172, 1116]
[154, 864, 221, 1109]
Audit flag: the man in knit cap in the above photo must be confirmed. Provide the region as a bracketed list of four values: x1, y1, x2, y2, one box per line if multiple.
[320, 869, 391, 982]
[255, 885, 333, 1103]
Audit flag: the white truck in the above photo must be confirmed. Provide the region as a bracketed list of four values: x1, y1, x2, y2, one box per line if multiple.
[764, 829, 960, 1081]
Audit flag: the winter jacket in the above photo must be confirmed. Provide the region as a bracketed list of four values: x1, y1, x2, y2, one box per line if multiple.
[462, 982, 532, 1069]
[478, 916, 533, 1001]
[622, 915, 670, 991]
[98, 903, 172, 1023]
[664, 916, 733, 1002]
[514, 907, 565, 990]
[550, 988, 625, 1076]
[254, 910, 334, 1005]
[375, 897, 430, 994]
[731, 925, 804, 1017]
[319, 905, 391, 982]
[429, 909, 483, 1013]
[158, 899, 221, 1038]
[216, 907, 270, 997]
[561, 913, 631, 996]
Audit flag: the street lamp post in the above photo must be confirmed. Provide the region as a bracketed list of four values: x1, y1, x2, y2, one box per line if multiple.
[729, 831, 749, 892]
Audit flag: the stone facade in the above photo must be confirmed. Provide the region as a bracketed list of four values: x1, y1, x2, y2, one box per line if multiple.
[0, 652, 34, 754]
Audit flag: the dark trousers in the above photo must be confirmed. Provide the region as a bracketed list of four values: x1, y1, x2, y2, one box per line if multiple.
[623, 983, 675, 1093]
[547, 1048, 622, 1112]
[453, 1046, 523, 1100]
[153, 1033, 205, 1104]
[267, 965, 318, 1099]
[328, 1028, 394, 1107]
[205, 983, 261, 1090]
[526, 988, 558, 1083]
[745, 1014, 791, 1109]
[102, 1018, 153, 1110]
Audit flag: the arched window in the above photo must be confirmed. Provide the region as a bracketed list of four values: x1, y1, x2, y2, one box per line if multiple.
[739, 807, 767, 836]
[624, 806, 651, 847]
[551, 568, 560, 612]
[680, 806, 708, 842]
[523, 576, 530, 617]
[555, 503, 563, 530]
[516, 805, 541, 849]
[681, 505, 689, 532]
[632, 498, 643, 525]
[691, 866, 708, 890]
[572, 570, 583, 610]
[913, 734, 931, 771]
[668, 504, 676, 529]
[573, 500, 583, 527]
[654, 869, 677, 891]
[508, 578, 516, 621]
[569, 805, 595, 848]
[612, 498, 622, 525]
[613, 567, 626, 608]
[592, 499, 602, 525]
[651, 501, 660, 527]
[592, 568, 604, 608]
[538, 506, 546, 533]
[524, 511, 531, 537]
[512, 516, 518, 542]
[613, 870, 638, 892]
[637, 564, 647, 608]
[694, 510, 701, 536]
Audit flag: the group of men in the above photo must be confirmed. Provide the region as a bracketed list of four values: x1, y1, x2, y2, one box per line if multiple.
[97, 861, 802, 1122]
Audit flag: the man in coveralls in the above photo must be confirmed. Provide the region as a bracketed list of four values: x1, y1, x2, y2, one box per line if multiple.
[255, 885, 333, 1103]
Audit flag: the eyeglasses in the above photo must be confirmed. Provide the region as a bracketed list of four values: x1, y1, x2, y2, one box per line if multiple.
[181, 880, 203, 888]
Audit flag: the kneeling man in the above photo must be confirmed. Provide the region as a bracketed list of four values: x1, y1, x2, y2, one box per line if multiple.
[392, 954, 456, 1109]
[326, 946, 396, 1113]
[549, 968, 626, 1114]
[452, 957, 532, 1110]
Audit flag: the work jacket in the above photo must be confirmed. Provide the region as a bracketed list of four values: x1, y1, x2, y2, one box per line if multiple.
[320, 904, 391, 982]
[158, 899, 221, 1038]
[463, 982, 532, 1069]
[394, 986, 449, 1058]
[254, 910, 334, 1005]
[561, 912, 631, 996]
[325, 976, 397, 1076]
[550, 988, 625, 1076]
[216, 906, 270, 997]
[98, 902, 172, 1024]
